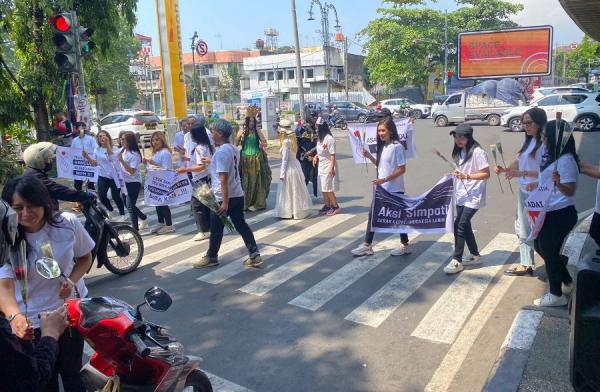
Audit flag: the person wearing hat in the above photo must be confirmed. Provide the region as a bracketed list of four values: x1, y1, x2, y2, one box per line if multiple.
[194, 120, 262, 269]
[296, 110, 319, 198]
[273, 119, 313, 219]
[444, 123, 490, 274]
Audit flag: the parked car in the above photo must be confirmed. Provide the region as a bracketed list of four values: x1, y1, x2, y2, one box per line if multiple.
[330, 101, 370, 122]
[380, 98, 431, 119]
[96, 110, 164, 146]
[432, 91, 513, 127]
[531, 86, 590, 102]
[501, 92, 600, 132]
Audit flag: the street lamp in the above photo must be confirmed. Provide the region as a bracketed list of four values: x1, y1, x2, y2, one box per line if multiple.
[308, 0, 341, 105]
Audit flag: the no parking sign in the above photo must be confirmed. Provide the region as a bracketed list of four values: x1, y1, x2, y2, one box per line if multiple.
[195, 40, 208, 57]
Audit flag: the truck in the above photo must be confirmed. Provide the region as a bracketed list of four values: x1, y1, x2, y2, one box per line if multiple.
[431, 91, 515, 127]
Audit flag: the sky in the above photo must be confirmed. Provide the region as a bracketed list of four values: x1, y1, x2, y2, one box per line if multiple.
[134, 0, 585, 56]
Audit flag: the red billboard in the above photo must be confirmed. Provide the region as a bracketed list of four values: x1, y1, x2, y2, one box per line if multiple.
[458, 26, 553, 79]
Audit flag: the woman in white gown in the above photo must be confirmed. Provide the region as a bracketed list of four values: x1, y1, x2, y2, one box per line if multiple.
[274, 119, 313, 219]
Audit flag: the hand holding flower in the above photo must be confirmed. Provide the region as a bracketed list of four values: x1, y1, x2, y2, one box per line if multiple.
[373, 178, 386, 185]
[10, 314, 34, 340]
[58, 280, 74, 299]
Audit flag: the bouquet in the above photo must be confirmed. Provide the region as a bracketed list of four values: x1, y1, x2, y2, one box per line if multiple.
[432, 148, 469, 195]
[194, 183, 235, 231]
[12, 241, 28, 317]
[352, 129, 368, 172]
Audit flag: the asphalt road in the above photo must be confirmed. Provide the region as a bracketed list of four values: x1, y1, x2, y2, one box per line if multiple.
[84, 119, 599, 392]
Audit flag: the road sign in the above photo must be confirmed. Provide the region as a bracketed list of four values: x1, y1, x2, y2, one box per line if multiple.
[195, 40, 208, 57]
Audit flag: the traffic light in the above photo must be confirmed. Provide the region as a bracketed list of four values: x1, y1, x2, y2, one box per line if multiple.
[77, 26, 95, 55]
[447, 70, 453, 79]
[50, 13, 78, 73]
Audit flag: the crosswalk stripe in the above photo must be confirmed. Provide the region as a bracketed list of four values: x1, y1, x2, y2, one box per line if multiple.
[199, 214, 353, 285]
[424, 269, 516, 392]
[237, 215, 359, 295]
[205, 371, 255, 392]
[343, 234, 453, 327]
[160, 215, 306, 275]
[411, 233, 518, 344]
[288, 234, 414, 312]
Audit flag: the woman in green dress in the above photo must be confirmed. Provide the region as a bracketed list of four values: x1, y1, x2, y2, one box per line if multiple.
[236, 115, 271, 210]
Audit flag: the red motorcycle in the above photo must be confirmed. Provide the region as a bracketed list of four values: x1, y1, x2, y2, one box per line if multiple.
[35, 258, 213, 392]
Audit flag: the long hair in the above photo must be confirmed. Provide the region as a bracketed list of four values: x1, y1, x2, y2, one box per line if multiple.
[96, 130, 113, 155]
[518, 107, 546, 158]
[375, 117, 400, 168]
[150, 131, 171, 154]
[317, 122, 332, 143]
[540, 119, 578, 171]
[452, 133, 481, 166]
[279, 132, 298, 155]
[122, 131, 141, 157]
[190, 123, 214, 155]
[242, 116, 259, 149]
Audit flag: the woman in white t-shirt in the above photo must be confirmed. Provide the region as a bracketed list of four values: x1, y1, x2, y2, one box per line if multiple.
[529, 119, 579, 307]
[71, 127, 98, 193]
[444, 124, 490, 275]
[495, 107, 546, 276]
[0, 175, 94, 392]
[118, 131, 148, 232]
[352, 117, 412, 257]
[144, 131, 175, 234]
[312, 120, 341, 216]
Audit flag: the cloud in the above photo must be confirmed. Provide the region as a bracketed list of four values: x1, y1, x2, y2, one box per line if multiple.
[507, 0, 584, 44]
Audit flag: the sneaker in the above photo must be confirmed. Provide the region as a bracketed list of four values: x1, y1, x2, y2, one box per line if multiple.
[156, 225, 175, 234]
[193, 255, 219, 269]
[326, 206, 342, 216]
[248, 206, 257, 212]
[139, 219, 148, 231]
[391, 243, 412, 256]
[108, 210, 120, 219]
[562, 282, 573, 296]
[318, 206, 331, 216]
[443, 259, 464, 274]
[462, 254, 482, 266]
[351, 243, 374, 256]
[150, 223, 165, 234]
[193, 232, 210, 241]
[244, 254, 263, 268]
[533, 292, 567, 307]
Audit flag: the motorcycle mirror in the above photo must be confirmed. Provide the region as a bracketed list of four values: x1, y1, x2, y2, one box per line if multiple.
[35, 257, 62, 279]
[144, 286, 172, 312]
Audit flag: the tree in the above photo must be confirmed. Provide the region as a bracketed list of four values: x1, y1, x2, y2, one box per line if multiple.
[554, 36, 600, 82]
[359, 0, 523, 92]
[216, 64, 241, 103]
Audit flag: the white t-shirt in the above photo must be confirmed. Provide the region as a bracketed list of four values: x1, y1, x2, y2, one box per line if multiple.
[541, 153, 578, 212]
[93, 146, 118, 179]
[0, 212, 94, 328]
[174, 131, 185, 167]
[316, 134, 336, 175]
[454, 146, 489, 209]
[71, 134, 97, 153]
[210, 143, 244, 202]
[184, 132, 198, 167]
[192, 144, 212, 182]
[517, 139, 543, 190]
[120, 150, 142, 183]
[151, 149, 173, 170]
[378, 142, 406, 193]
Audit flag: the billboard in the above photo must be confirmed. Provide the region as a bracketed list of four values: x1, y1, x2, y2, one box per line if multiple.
[458, 26, 553, 80]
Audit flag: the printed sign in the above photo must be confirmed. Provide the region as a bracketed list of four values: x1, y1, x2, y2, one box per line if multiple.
[196, 40, 208, 56]
[144, 168, 193, 206]
[524, 173, 553, 241]
[348, 119, 416, 164]
[56, 146, 98, 182]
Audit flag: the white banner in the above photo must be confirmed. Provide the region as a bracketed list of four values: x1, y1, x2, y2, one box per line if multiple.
[56, 146, 98, 182]
[144, 169, 193, 206]
[348, 119, 416, 164]
[524, 175, 553, 241]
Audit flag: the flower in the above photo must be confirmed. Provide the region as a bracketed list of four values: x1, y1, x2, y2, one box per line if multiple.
[14, 267, 25, 281]
[353, 130, 360, 138]
[193, 183, 236, 232]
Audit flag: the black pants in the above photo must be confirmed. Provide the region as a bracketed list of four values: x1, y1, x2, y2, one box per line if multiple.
[300, 158, 318, 197]
[365, 201, 408, 245]
[207, 196, 259, 259]
[156, 205, 172, 226]
[590, 212, 600, 248]
[535, 205, 577, 296]
[97, 176, 125, 215]
[123, 182, 147, 230]
[191, 177, 211, 232]
[453, 205, 480, 262]
[73, 179, 95, 191]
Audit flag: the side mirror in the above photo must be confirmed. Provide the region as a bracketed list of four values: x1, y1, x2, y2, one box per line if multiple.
[144, 286, 172, 312]
[35, 257, 62, 279]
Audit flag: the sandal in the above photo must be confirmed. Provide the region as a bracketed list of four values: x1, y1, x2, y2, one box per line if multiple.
[504, 265, 534, 276]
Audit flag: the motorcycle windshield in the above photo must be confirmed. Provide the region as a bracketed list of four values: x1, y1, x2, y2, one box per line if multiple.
[79, 297, 135, 328]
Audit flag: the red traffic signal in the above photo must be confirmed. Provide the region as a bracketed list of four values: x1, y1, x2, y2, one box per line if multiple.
[50, 14, 72, 33]
[447, 70, 453, 79]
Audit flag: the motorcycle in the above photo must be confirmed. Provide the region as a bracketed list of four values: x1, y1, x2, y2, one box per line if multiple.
[82, 197, 144, 275]
[328, 114, 348, 130]
[35, 257, 213, 392]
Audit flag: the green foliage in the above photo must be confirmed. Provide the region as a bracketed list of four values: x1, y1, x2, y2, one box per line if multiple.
[216, 64, 241, 103]
[555, 36, 600, 80]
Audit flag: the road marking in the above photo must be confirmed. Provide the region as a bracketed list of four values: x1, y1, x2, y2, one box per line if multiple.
[288, 234, 417, 312]
[411, 233, 518, 344]
[200, 214, 353, 285]
[424, 272, 516, 392]
[160, 215, 306, 275]
[501, 309, 544, 351]
[343, 234, 452, 327]
[205, 371, 255, 392]
[238, 218, 363, 296]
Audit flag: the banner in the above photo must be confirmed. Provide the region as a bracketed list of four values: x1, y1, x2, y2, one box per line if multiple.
[524, 175, 553, 241]
[56, 146, 98, 182]
[144, 168, 193, 206]
[348, 119, 416, 164]
[371, 175, 454, 234]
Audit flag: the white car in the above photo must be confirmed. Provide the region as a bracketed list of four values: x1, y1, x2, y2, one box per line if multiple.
[380, 98, 431, 119]
[96, 110, 165, 146]
[530, 86, 590, 102]
[501, 92, 600, 132]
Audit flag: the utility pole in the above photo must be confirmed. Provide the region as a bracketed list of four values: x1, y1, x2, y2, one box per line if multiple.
[143, 56, 150, 110]
[148, 56, 156, 112]
[443, 9, 448, 96]
[344, 36, 349, 100]
[291, 0, 305, 122]
[191, 31, 198, 114]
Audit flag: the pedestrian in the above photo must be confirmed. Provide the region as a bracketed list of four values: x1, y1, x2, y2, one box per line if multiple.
[193, 120, 262, 269]
[351, 117, 411, 256]
[183, 116, 199, 184]
[296, 111, 319, 198]
[444, 123, 490, 274]
[495, 107, 546, 276]
[118, 131, 148, 232]
[176, 123, 213, 241]
[52, 111, 72, 146]
[532, 119, 579, 307]
[173, 118, 187, 168]
[0, 175, 95, 392]
[273, 119, 313, 219]
[312, 119, 341, 216]
[235, 115, 271, 211]
[144, 131, 175, 234]
[85, 130, 126, 220]
[578, 159, 600, 262]
[71, 124, 98, 198]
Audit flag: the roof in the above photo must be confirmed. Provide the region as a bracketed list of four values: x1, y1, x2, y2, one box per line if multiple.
[149, 50, 261, 68]
[559, 0, 600, 41]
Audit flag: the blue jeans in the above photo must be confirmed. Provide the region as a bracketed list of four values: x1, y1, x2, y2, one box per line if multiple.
[516, 189, 535, 267]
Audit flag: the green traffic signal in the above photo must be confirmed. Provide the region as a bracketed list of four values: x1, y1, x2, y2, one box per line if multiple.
[78, 26, 95, 56]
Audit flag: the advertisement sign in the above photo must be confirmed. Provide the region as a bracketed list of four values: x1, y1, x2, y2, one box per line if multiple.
[458, 26, 553, 79]
[56, 146, 99, 182]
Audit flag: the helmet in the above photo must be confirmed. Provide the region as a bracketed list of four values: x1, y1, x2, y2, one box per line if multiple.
[0, 200, 18, 267]
[23, 142, 57, 170]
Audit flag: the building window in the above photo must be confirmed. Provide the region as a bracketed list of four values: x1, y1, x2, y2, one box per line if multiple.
[303, 68, 314, 79]
[276, 70, 284, 80]
[258, 72, 265, 82]
[287, 69, 295, 80]
[267, 71, 274, 81]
